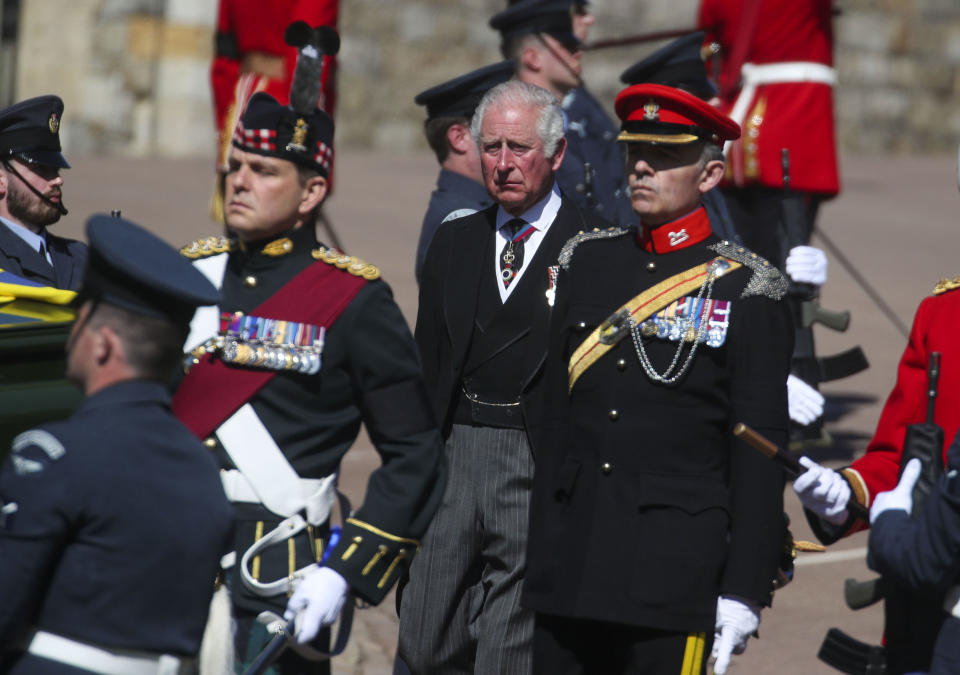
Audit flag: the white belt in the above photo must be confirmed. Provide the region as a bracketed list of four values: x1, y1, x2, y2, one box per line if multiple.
[726, 61, 837, 155]
[25, 630, 191, 675]
[220, 468, 336, 527]
[217, 404, 337, 525]
[945, 585, 960, 618]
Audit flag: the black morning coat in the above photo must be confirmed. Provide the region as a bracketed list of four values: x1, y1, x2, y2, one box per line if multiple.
[415, 196, 614, 441]
[522, 215, 793, 633]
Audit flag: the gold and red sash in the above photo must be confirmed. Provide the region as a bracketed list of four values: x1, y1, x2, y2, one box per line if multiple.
[172, 261, 367, 439]
[567, 257, 741, 391]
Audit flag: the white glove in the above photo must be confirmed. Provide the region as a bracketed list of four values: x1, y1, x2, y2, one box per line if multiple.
[793, 456, 851, 525]
[712, 596, 761, 675]
[785, 245, 828, 286]
[283, 566, 349, 645]
[787, 374, 824, 425]
[870, 458, 922, 525]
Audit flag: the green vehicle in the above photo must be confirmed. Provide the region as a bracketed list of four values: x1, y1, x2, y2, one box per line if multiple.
[0, 282, 82, 463]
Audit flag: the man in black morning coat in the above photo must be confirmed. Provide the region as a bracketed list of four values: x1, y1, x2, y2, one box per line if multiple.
[398, 79, 612, 674]
[522, 84, 793, 675]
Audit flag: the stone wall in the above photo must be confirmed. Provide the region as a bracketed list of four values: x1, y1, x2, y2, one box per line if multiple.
[11, 0, 960, 157]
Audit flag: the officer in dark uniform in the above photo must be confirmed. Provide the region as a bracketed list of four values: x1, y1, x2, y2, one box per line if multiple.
[413, 60, 515, 283]
[522, 84, 792, 675]
[869, 448, 960, 674]
[173, 89, 446, 672]
[558, 0, 635, 226]
[0, 214, 233, 673]
[0, 96, 86, 290]
[491, 0, 629, 225]
[620, 30, 741, 244]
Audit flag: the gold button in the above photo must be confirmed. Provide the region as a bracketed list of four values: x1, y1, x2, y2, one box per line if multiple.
[608, 409, 620, 421]
[601, 462, 613, 474]
[616, 358, 627, 371]
[203, 437, 217, 449]
[646, 262, 657, 273]
[243, 275, 257, 288]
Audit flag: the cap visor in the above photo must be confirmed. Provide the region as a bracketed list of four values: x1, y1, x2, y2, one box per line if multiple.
[17, 150, 70, 169]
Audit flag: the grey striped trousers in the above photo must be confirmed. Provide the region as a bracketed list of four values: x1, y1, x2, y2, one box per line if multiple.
[398, 424, 534, 675]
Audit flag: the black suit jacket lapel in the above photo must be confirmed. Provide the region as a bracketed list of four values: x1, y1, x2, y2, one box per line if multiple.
[520, 199, 589, 391]
[444, 208, 495, 366]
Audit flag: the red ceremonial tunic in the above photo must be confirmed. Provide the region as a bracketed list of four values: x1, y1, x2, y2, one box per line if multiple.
[698, 0, 839, 196]
[210, 0, 339, 170]
[839, 286, 960, 536]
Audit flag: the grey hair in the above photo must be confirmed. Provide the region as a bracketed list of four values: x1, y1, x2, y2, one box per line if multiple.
[471, 80, 565, 158]
[699, 140, 724, 167]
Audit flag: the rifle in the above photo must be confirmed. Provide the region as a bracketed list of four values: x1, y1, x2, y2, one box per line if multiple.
[583, 27, 701, 51]
[780, 150, 868, 447]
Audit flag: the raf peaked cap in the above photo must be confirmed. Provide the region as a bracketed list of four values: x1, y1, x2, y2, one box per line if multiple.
[0, 95, 70, 169]
[81, 214, 219, 323]
[615, 84, 740, 146]
[233, 92, 335, 177]
[490, 0, 581, 50]
[620, 32, 717, 100]
[415, 61, 516, 120]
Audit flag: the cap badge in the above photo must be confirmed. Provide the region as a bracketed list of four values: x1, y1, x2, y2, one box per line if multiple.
[286, 118, 309, 152]
[643, 101, 659, 121]
[48, 113, 60, 134]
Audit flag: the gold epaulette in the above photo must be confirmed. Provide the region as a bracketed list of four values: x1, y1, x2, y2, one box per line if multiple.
[180, 235, 233, 259]
[933, 275, 960, 296]
[311, 245, 381, 280]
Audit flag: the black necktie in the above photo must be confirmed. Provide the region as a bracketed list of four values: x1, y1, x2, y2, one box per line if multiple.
[499, 218, 527, 288]
[39, 241, 51, 267]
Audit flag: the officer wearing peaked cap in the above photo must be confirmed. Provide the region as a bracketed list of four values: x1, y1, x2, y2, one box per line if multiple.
[414, 60, 514, 284]
[0, 214, 234, 673]
[620, 32, 742, 246]
[492, 0, 632, 226]
[522, 85, 792, 675]
[0, 95, 86, 290]
[174, 59, 446, 670]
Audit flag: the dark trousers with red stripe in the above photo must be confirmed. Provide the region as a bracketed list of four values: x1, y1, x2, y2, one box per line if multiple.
[533, 613, 713, 675]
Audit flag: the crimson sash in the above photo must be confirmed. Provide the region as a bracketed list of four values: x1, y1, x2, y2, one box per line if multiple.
[172, 260, 366, 439]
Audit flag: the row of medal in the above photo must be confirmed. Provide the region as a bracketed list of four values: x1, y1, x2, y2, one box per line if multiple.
[217, 311, 325, 374]
[637, 297, 732, 348]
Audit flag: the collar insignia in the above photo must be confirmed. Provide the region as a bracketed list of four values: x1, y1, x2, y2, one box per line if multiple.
[667, 229, 689, 247]
[262, 237, 294, 257]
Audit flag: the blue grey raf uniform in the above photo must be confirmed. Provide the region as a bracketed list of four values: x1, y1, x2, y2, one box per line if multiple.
[560, 86, 634, 225]
[414, 60, 514, 283]
[869, 434, 960, 674]
[490, 0, 629, 225]
[0, 95, 86, 290]
[620, 31, 741, 244]
[0, 214, 233, 673]
[418, 168, 495, 279]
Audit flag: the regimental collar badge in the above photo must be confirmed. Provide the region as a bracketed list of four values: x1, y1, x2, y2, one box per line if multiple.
[643, 101, 660, 121]
[286, 118, 309, 152]
[48, 113, 59, 134]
